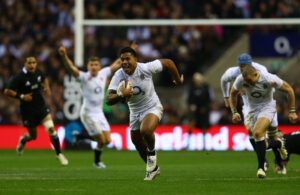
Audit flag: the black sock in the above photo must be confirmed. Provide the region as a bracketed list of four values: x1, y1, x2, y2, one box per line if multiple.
[255, 140, 266, 170]
[50, 135, 61, 155]
[267, 139, 282, 149]
[272, 148, 283, 166]
[136, 146, 147, 163]
[148, 149, 156, 156]
[249, 138, 256, 151]
[21, 136, 28, 145]
[94, 149, 102, 164]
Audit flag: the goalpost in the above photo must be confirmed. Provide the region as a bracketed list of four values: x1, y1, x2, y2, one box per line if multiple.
[74, 0, 300, 67]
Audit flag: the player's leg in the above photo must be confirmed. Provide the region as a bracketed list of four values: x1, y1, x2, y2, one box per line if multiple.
[267, 125, 288, 160]
[92, 133, 106, 168]
[130, 130, 147, 163]
[245, 121, 269, 171]
[140, 113, 158, 152]
[102, 131, 112, 145]
[80, 111, 107, 168]
[252, 117, 270, 178]
[42, 114, 68, 165]
[16, 112, 38, 155]
[16, 127, 37, 155]
[140, 113, 161, 180]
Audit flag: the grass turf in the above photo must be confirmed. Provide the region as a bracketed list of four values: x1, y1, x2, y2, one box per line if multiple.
[0, 150, 300, 195]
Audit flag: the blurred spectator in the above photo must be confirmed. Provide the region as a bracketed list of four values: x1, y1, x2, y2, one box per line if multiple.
[186, 73, 214, 140]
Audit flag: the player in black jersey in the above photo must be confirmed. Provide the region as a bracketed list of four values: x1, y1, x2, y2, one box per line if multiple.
[268, 130, 300, 174]
[4, 57, 68, 165]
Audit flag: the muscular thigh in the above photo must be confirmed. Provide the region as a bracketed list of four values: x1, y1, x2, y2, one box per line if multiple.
[252, 117, 270, 136]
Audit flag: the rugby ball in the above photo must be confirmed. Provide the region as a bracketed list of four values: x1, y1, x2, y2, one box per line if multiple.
[117, 80, 133, 97]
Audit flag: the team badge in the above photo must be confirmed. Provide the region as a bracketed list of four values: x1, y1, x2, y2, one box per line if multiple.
[140, 73, 145, 80]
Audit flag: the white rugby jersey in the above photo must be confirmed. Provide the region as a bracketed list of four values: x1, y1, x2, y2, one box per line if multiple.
[108, 59, 163, 113]
[78, 67, 111, 113]
[233, 71, 283, 110]
[220, 62, 268, 98]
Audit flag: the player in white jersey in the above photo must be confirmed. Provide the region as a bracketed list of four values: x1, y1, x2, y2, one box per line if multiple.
[58, 45, 121, 168]
[106, 47, 183, 180]
[220, 55, 280, 169]
[230, 64, 298, 178]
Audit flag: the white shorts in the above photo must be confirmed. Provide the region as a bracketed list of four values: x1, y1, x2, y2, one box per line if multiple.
[247, 103, 276, 132]
[129, 105, 163, 131]
[80, 109, 110, 136]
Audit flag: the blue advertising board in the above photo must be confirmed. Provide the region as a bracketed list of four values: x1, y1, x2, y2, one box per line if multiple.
[250, 33, 300, 57]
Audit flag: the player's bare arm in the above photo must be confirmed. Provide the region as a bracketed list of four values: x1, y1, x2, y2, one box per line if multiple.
[58, 45, 80, 77]
[106, 90, 123, 105]
[229, 87, 241, 123]
[4, 89, 32, 102]
[220, 73, 231, 108]
[42, 78, 51, 96]
[159, 59, 184, 85]
[279, 81, 298, 123]
[109, 58, 122, 74]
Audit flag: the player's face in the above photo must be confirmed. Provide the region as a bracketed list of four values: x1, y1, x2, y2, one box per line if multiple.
[120, 52, 137, 75]
[24, 57, 37, 73]
[239, 64, 250, 74]
[243, 74, 258, 85]
[87, 60, 101, 76]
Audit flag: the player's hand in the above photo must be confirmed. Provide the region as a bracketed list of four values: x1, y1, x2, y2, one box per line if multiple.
[43, 87, 51, 96]
[232, 112, 241, 123]
[58, 45, 67, 56]
[288, 112, 298, 123]
[173, 74, 184, 85]
[224, 97, 230, 108]
[130, 41, 138, 52]
[22, 93, 33, 102]
[121, 87, 133, 98]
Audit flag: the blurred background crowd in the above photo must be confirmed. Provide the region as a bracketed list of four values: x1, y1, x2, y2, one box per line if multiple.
[1, 0, 300, 128]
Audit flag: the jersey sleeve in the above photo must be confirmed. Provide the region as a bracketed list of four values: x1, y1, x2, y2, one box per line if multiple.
[220, 67, 239, 98]
[143, 59, 163, 74]
[38, 70, 46, 82]
[232, 75, 243, 91]
[266, 73, 284, 89]
[100, 67, 112, 79]
[252, 62, 268, 73]
[108, 71, 123, 91]
[78, 71, 87, 82]
[6, 76, 20, 91]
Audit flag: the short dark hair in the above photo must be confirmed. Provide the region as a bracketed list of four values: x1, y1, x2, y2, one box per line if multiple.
[88, 56, 100, 62]
[119, 47, 137, 57]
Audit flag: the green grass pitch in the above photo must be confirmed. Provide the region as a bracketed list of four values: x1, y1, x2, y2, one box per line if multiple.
[0, 150, 300, 194]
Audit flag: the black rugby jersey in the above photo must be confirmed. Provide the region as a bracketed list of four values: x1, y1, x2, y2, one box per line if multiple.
[284, 131, 300, 155]
[7, 68, 47, 112]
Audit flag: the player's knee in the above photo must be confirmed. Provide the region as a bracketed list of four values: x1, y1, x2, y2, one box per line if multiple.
[253, 131, 264, 140]
[105, 137, 112, 145]
[97, 141, 104, 149]
[27, 130, 37, 140]
[31, 134, 37, 140]
[43, 120, 56, 136]
[140, 127, 153, 136]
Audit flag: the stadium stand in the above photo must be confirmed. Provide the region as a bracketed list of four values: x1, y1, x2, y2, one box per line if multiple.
[0, 0, 299, 126]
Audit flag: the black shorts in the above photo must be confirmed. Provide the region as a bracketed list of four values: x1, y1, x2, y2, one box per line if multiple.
[21, 106, 50, 128]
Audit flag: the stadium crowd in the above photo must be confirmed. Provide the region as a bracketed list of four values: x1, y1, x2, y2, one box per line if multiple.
[1, 0, 300, 127]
